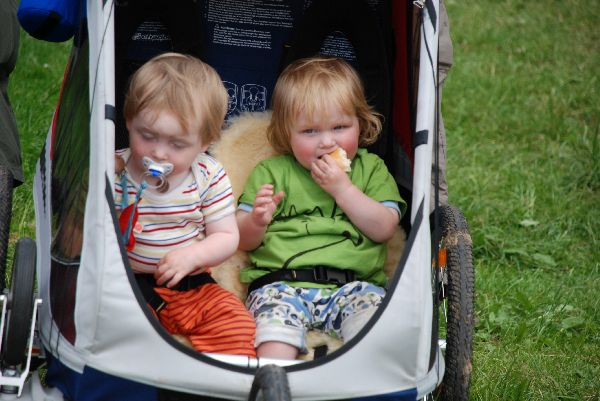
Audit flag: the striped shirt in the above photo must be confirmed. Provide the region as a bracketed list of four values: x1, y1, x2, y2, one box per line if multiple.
[114, 150, 235, 273]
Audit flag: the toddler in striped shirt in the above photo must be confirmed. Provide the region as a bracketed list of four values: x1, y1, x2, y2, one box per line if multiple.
[114, 52, 255, 357]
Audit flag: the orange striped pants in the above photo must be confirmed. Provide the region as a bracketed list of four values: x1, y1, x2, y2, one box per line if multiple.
[154, 284, 256, 357]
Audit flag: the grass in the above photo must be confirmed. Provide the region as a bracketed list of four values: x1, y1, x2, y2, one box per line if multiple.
[7, 35, 70, 244]
[443, 0, 600, 399]
[5, 0, 600, 400]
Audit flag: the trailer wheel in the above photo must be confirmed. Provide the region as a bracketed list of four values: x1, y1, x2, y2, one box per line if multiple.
[2, 238, 36, 367]
[0, 166, 13, 292]
[248, 365, 291, 401]
[438, 205, 474, 401]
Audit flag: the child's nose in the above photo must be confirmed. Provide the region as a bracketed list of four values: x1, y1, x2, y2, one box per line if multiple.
[320, 132, 336, 148]
[152, 144, 168, 161]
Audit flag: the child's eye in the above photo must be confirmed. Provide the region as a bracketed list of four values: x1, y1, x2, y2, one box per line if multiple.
[302, 128, 317, 135]
[171, 141, 188, 149]
[140, 132, 156, 141]
[333, 125, 347, 131]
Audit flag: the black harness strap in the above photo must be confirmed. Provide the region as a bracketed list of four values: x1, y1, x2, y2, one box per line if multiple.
[135, 272, 215, 313]
[248, 266, 356, 294]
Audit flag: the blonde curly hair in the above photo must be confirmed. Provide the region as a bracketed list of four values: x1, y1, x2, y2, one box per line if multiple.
[267, 57, 382, 154]
[124, 52, 228, 144]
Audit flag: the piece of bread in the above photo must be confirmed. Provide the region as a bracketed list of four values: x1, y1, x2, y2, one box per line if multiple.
[329, 148, 352, 172]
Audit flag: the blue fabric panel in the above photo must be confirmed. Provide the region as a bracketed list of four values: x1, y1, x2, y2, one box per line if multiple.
[45, 353, 157, 401]
[352, 388, 418, 401]
[17, 0, 84, 42]
[197, 0, 385, 122]
[126, 18, 174, 64]
[199, 1, 306, 120]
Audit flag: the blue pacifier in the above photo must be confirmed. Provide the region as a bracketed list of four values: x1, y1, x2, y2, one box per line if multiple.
[142, 156, 174, 193]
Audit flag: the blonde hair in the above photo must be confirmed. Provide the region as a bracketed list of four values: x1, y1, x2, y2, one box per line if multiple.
[268, 57, 382, 154]
[124, 52, 228, 144]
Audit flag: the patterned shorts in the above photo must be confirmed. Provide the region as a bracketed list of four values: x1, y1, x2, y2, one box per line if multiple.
[246, 281, 385, 352]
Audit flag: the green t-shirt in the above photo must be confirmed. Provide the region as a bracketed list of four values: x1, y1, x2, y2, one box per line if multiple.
[238, 149, 406, 287]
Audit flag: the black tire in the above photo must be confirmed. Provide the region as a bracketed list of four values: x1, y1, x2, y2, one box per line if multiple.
[248, 365, 291, 401]
[439, 205, 474, 401]
[2, 237, 37, 367]
[0, 166, 13, 292]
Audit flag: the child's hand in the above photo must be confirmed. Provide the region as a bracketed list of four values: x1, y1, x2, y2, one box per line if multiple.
[251, 184, 285, 227]
[155, 246, 205, 288]
[311, 155, 353, 198]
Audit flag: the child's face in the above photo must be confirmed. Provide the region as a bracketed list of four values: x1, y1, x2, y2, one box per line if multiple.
[127, 108, 208, 181]
[289, 103, 359, 170]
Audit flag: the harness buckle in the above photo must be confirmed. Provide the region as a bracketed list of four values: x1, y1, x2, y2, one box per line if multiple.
[312, 266, 351, 286]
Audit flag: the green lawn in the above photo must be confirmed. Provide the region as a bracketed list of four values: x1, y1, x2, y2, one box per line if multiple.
[8, 35, 69, 242]
[444, 0, 600, 399]
[5, 0, 600, 400]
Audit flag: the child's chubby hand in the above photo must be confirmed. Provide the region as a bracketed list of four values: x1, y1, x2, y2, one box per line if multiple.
[251, 184, 285, 227]
[311, 154, 353, 198]
[154, 246, 205, 288]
